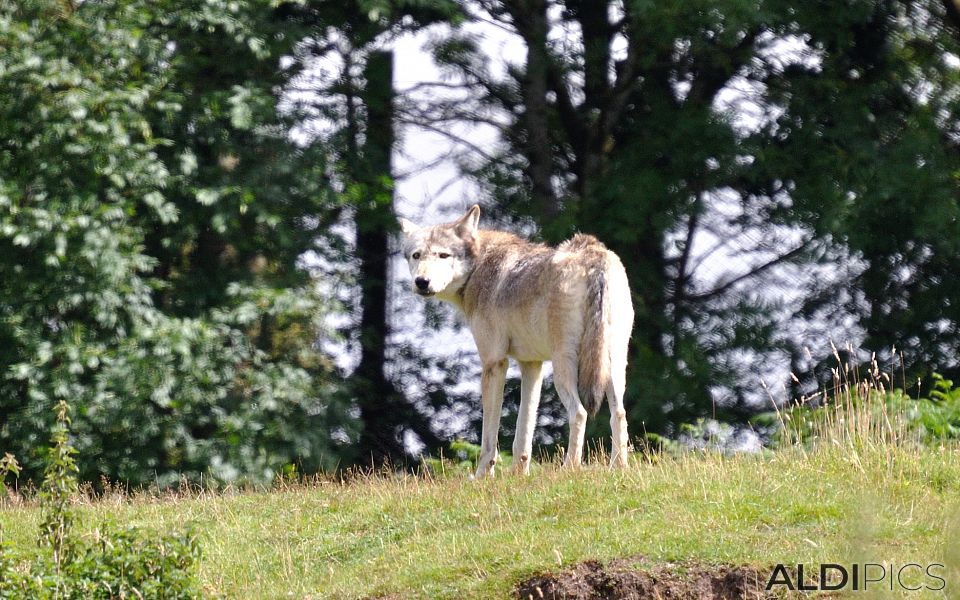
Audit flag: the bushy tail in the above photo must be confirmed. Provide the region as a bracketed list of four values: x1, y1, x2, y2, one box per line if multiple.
[569, 236, 612, 416]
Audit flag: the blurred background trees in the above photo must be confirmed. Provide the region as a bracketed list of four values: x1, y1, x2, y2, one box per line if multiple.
[0, 0, 958, 484]
[0, 0, 351, 485]
[426, 0, 960, 438]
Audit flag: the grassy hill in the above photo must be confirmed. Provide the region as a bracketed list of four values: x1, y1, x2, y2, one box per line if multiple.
[1, 439, 957, 599]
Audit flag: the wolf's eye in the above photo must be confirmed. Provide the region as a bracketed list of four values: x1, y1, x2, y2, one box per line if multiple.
[438, 253, 451, 259]
[412, 251, 421, 260]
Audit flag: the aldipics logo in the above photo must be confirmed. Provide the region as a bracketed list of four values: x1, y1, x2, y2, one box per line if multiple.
[766, 563, 946, 592]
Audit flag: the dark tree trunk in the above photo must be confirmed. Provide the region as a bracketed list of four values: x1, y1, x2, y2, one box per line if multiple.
[352, 51, 441, 465]
[506, 0, 559, 223]
[353, 51, 403, 463]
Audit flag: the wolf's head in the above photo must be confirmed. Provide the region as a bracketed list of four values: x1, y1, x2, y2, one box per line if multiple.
[398, 205, 480, 300]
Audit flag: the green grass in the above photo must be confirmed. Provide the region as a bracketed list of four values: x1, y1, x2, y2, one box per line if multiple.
[2, 442, 958, 599]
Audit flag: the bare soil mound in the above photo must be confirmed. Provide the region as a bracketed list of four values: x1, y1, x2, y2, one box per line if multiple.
[515, 557, 784, 600]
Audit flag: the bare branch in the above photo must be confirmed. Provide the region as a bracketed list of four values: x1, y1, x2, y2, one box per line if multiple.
[396, 80, 484, 95]
[675, 193, 704, 301]
[396, 98, 511, 133]
[396, 118, 500, 163]
[687, 238, 813, 302]
[393, 152, 461, 180]
[466, 1, 518, 34]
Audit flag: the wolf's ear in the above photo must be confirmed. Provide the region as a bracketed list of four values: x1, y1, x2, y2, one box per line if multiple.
[398, 217, 418, 234]
[455, 204, 481, 236]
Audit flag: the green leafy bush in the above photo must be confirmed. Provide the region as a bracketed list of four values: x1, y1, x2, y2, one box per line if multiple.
[0, 0, 349, 488]
[890, 374, 960, 441]
[0, 402, 203, 599]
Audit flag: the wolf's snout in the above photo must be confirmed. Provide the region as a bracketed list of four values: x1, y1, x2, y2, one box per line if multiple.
[414, 277, 431, 293]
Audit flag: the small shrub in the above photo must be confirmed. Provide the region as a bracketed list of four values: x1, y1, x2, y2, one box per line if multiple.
[0, 452, 19, 502]
[37, 400, 78, 572]
[0, 401, 205, 599]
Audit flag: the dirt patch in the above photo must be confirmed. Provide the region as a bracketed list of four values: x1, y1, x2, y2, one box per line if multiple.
[515, 557, 787, 600]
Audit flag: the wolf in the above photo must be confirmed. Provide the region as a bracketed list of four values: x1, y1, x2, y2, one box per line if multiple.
[399, 205, 634, 477]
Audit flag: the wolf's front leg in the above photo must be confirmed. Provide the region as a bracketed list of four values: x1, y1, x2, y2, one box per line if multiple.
[476, 359, 507, 478]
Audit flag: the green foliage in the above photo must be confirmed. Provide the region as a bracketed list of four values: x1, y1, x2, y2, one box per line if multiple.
[420, 439, 513, 476]
[892, 374, 960, 441]
[755, 1, 960, 381]
[929, 373, 960, 404]
[0, 0, 351, 486]
[0, 401, 202, 599]
[0, 453, 18, 502]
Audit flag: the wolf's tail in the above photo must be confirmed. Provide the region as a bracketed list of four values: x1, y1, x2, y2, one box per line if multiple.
[564, 235, 615, 416]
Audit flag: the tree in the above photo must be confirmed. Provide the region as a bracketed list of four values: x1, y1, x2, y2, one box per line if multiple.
[284, 0, 463, 465]
[424, 0, 815, 434]
[756, 0, 960, 387]
[0, 0, 351, 485]
[423, 0, 960, 437]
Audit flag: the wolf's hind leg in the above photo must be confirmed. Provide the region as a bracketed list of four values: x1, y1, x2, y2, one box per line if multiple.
[553, 357, 587, 469]
[607, 372, 630, 468]
[476, 358, 507, 478]
[512, 361, 544, 475]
